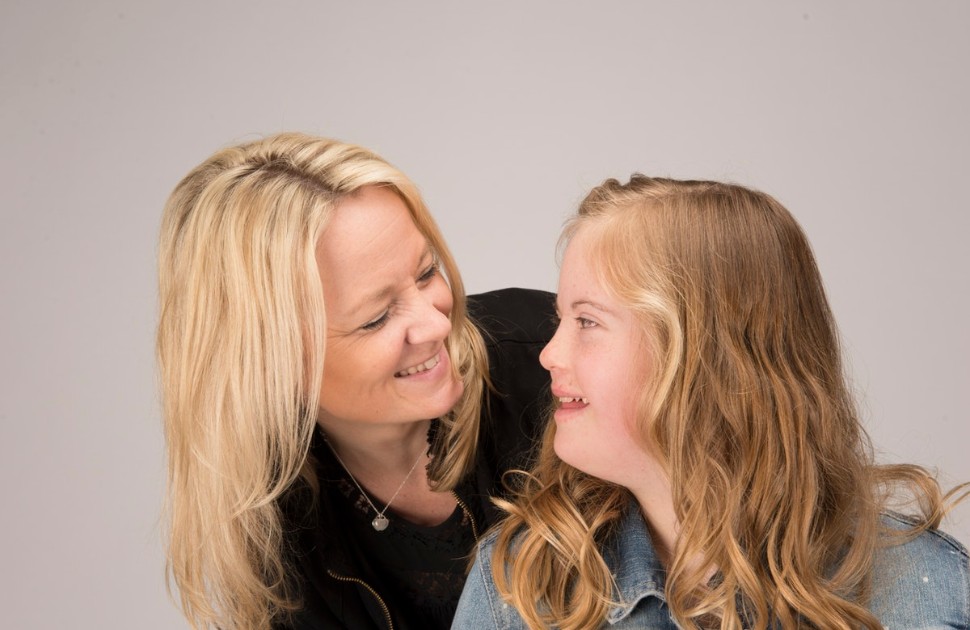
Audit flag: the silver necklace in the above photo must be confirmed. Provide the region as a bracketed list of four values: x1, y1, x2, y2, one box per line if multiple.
[323, 437, 426, 532]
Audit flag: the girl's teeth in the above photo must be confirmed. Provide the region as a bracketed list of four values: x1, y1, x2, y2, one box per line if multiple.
[558, 397, 588, 404]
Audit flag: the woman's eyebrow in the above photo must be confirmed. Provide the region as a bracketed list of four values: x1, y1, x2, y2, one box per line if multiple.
[414, 245, 434, 270]
[344, 246, 434, 318]
[342, 285, 393, 319]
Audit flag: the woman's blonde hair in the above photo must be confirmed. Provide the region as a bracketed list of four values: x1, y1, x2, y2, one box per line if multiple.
[492, 175, 961, 630]
[157, 132, 488, 629]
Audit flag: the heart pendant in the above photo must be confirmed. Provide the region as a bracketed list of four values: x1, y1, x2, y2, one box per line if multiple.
[372, 515, 390, 531]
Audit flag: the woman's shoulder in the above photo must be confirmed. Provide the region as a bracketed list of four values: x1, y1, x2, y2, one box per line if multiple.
[467, 288, 556, 345]
[466, 289, 555, 469]
[869, 511, 970, 627]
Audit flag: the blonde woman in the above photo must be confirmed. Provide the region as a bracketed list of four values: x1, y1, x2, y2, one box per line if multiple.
[157, 133, 554, 629]
[453, 175, 969, 629]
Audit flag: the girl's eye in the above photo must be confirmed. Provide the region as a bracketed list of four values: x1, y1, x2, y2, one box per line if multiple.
[361, 311, 390, 332]
[576, 317, 597, 329]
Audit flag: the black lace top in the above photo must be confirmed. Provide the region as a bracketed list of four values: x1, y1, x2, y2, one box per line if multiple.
[280, 289, 558, 630]
[329, 470, 484, 629]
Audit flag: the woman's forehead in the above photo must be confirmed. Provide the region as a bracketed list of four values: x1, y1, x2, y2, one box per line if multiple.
[317, 188, 430, 319]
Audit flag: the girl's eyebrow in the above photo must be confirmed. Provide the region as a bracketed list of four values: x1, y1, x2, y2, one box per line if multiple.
[553, 298, 614, 317]
[570, 299, 613, 314]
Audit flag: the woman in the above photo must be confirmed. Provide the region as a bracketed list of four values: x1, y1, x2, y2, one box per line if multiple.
[156, 133, 555, 629]
[453, 175, 969, 629]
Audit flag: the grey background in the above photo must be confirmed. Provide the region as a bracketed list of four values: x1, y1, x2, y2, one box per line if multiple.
[2, 1, 967, 627]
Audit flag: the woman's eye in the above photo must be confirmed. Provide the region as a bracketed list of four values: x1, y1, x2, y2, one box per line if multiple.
[576, 317, 597, 329]
[361, 311, 390, 332]
[418, 262, 439, 283]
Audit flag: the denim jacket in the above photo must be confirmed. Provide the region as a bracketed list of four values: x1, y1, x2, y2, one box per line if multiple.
[452, 503, 970, 629]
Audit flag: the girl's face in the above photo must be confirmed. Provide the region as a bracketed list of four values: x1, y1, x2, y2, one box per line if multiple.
[315, 186, 463, 431]
[540, 227, 656, 487]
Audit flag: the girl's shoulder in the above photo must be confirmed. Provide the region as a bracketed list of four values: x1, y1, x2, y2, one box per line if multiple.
[452, 530, 522, 630]
[869, 511, 970, 627]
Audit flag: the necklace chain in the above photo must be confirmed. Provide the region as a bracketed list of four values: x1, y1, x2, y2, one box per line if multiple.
[323, 436, 426, 532]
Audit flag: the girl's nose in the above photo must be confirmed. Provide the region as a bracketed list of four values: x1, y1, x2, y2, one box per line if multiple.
[539, 323, 564, 372]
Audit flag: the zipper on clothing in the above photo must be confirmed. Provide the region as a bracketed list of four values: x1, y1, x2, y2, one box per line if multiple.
[452, 491, 479, 540]
[326, 569, 394, 630]
[325, 494, 477, 630]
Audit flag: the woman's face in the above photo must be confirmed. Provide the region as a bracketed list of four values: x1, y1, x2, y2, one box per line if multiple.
[315, 186, 463, 429]
[539, 227, 654, 487]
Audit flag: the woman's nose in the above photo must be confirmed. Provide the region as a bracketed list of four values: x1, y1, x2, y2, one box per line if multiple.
[405, 291, 452, 346]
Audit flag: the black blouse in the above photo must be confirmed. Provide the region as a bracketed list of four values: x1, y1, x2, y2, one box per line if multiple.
[280, 288, 557, 630]
[327, 468, 484, 629]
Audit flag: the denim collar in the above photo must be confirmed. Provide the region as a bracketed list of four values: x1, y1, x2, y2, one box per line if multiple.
[602, 502, 668, 624]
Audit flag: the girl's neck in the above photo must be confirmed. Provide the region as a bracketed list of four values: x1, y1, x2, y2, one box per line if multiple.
[628, 469, 679, 565]
[630, 472, 716, 581]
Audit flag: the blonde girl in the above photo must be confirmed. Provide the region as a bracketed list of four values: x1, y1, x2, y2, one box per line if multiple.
[453, 175, 968, 629]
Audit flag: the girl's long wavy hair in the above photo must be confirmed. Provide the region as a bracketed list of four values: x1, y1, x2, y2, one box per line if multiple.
[157, 132, 488, 629]
[492, 175, 963, 629]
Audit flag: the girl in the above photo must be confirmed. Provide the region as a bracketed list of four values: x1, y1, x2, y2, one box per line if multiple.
[453, 175, 968, 629]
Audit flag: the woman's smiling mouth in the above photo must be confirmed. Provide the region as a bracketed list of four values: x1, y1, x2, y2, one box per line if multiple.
[395, 352, 441, 377]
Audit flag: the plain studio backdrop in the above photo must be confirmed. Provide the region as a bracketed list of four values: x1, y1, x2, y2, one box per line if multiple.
[2, 1, 967, 627]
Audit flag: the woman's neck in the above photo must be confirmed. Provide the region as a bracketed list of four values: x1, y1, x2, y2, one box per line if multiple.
[317, 417, 432, 475]
[317, 417, 458, 526]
